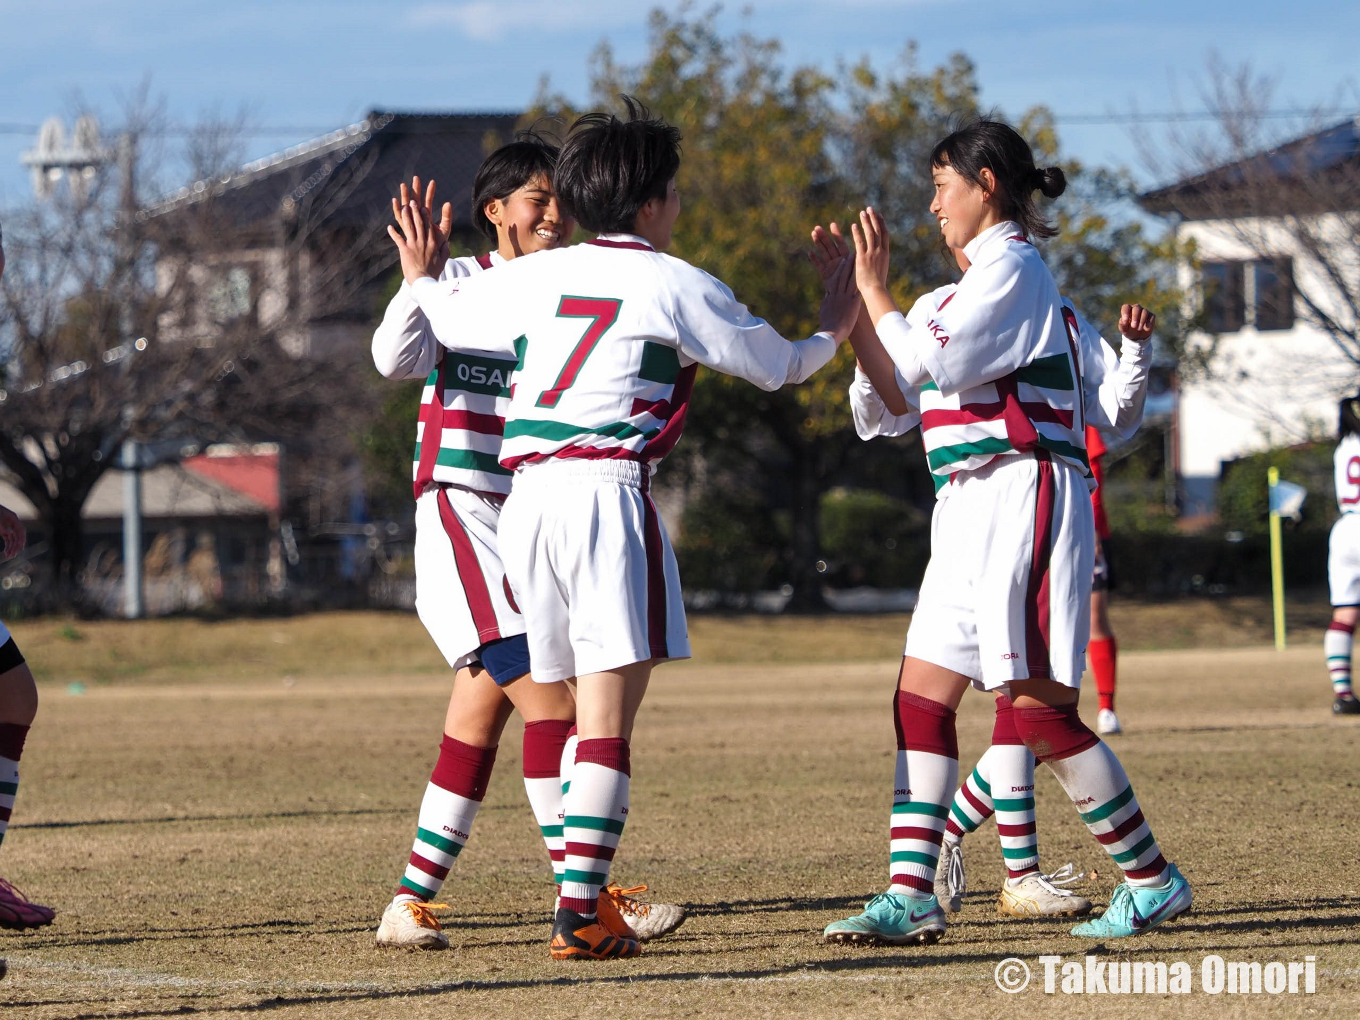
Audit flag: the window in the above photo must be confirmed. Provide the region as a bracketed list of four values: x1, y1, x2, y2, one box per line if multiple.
[1253, 258, 1295, 331]
[206, 266, 253, 324]
[1201, 261, 1245, 333]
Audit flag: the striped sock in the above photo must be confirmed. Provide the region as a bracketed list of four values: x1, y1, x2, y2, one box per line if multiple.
[523, 720, 572, 887]
[0, 724, 28, 850]
[989, 697, 1039, 879]
[395, 736, 496, 901]
[1325, 622, 1354, 697]
[946, 752, 995, 840]
[1089, 637, 1118, 712]
[1016, 704, 1170, 888]
[560, 738, 630, 919]
[889, 691, 958, 899]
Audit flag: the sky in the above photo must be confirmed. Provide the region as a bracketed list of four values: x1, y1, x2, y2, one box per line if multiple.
[1, 0, 1357, 211]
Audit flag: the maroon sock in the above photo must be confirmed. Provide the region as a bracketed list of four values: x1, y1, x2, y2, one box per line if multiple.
[1012, 703, 1099, 763]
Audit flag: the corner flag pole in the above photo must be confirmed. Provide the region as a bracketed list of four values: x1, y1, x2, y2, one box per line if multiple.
[1268, 466, 1286, 651]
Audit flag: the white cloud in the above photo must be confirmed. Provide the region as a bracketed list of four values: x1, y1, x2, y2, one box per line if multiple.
[406, 0, 678, 41]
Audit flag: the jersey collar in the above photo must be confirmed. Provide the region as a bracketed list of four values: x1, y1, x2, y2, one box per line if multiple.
[962, 220, 1026, 264]
[588, 232, 656, 252]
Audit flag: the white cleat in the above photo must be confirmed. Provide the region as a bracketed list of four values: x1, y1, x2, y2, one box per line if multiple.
[934, 837, 966, 913]
[600, 883, 686, 941]
[1097, 708, 1122, 735]
[376, 897, 450, 949]
[998, 870, 1092, 918]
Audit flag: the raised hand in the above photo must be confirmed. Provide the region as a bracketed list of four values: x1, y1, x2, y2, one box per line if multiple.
[1119, 304, 1156, 342]
[809, 222, 850, 284]
[391, 176, 453, 278]
[0, 504, 26, 560]
[387, 200, 445, 285]
[818, 252, 861, 342]
[849, 207, 891, 295]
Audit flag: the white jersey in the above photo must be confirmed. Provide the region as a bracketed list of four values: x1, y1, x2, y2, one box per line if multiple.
[372, 252, 515, 497]
[410, 234, 836, 471]
[851, 278, 1152, 495]
[871, 221, 1087, 482]
[1335, 433, 1360, 513]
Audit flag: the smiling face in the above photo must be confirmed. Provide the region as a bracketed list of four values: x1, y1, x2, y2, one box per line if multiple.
[484, 173, 574, 258]
[929, 160, 996, 250]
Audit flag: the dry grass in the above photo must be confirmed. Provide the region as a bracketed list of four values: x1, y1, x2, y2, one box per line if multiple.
[0, 608, 1357, 1018]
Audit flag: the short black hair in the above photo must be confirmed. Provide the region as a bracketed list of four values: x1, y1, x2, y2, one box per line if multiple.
[554, 96, 682, 235]
[1340, 394, 1360, 439]
[930, 119, 1066, 240]
[471, 132, 560, 242]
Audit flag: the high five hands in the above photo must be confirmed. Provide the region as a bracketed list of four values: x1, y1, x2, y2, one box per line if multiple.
[388, 176, 452, 284]
[810, 209, 898, 330]
[806, 222, 860, 342]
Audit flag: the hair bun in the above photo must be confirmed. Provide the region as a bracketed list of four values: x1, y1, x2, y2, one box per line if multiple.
[1033, 166, 1067, 199]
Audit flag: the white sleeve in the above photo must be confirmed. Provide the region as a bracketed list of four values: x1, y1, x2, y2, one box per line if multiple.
[669, 267, 836, 390]
[916, 251, 1044, 395]
[409, 274, 519, 356]
[850, 366, 921, 440]
[874, 312, 933, 387]
[1073, 304, 1152, 441]
[371, 282, 442, 380]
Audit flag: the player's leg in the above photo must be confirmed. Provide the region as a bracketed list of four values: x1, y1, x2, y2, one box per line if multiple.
[0, 632, 54, 931]
[550, 661, 651, 960]
[1089, 542, 1120, 734]
[1326, 516, 1360, 714]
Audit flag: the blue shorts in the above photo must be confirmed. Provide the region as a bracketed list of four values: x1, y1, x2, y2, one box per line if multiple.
[477, 633, 532, 686]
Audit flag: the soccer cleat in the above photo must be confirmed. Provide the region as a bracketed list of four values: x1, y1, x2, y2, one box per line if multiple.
[600, 883, 686, 941]
[0, 879, 55, 930]
[934, 837, 966, 913]
[1071, 864, 1191, 938]
[997, 870, 1092, 918]
[823, 892, 946, 946]
[1097, 708, 1122, 735]
[375, 897, 450, 949]
[549, 907, 640, 960]
[1333, 693, 1360, 715]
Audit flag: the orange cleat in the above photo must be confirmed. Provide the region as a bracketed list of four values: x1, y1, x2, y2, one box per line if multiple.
[549, 907, 640, 960]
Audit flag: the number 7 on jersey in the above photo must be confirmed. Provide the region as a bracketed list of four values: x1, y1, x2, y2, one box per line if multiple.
[535, 296, 622, 409]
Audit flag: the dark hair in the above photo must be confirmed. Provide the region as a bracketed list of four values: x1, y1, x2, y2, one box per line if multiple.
[554, 96, 682, 234]
[929, 119, 1066, 240]
[1340, 395, 1360, 439]
[471, 132, 560, 242]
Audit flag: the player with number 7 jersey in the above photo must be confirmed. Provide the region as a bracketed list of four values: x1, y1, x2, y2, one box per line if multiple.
[399, 99, 858, 961]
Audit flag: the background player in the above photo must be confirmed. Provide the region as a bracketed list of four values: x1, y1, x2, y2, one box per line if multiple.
[371, 143, 681, 949]
[1326, 394, 1360, 716]
[1087, 424, 1121, 735]
[0, 225, 56, 931]
[395, 96, 859, 959]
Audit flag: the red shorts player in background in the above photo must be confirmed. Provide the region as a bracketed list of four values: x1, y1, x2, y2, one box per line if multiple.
[1086, 424, 1122, 735]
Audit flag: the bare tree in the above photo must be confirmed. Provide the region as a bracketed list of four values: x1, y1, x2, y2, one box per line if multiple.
[0, 97, 382, 604]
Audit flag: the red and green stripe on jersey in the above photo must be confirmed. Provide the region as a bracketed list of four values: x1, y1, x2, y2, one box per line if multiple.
[412, 253, 515, 498]
[918, 325, 1089, 482]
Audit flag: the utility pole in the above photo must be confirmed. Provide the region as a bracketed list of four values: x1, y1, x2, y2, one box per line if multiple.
[121, 440, 144, 619]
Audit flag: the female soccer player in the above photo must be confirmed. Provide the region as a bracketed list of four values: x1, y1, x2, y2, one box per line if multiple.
[394, 97, 860, 959]
[371, 139, 681, 950]
[821, 119, 1189, 945]
[1325, 394, 1360, 715]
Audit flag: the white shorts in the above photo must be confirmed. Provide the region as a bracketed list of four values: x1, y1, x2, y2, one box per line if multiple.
[905, 452, 1094, 691]
[1329, 512, 1360, 606]
[498, 459, 691, 684]
[414, 486, 526, 671]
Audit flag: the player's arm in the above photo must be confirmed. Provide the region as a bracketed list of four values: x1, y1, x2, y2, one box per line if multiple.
[372, 283, 442, 380]
[849, 364, 921, 440]
[668, 259, 857, 391]
[1082, 303, 1155, 440]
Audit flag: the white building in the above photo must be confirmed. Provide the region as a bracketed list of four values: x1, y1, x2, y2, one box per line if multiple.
[1140, 119, 1360, 515]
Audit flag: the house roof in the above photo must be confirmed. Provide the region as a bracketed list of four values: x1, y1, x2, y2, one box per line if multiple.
[1139, 118, 1360, 219]
[141, 111, 522, 234]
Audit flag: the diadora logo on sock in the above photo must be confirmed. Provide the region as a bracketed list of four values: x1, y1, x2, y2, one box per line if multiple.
[620, 806, 629, 815]
[1011, 785, 1034, 793]
[895, 789, 910, 796]
[443, 826, 470, 840]
[1073, 796, 1096, 807]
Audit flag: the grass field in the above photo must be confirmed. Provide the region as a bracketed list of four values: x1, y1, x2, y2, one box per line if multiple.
[1, 606, 1358, 1019]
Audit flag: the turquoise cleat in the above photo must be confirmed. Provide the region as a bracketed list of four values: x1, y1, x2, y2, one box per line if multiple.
[1071, 864, 1191, 938]
[824, 892, 946, 946]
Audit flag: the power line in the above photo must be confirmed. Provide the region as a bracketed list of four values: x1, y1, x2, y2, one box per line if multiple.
[0, 108, 1355, 138]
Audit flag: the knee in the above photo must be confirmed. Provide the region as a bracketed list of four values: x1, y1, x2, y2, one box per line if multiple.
[1012, 702, 1098, 762]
